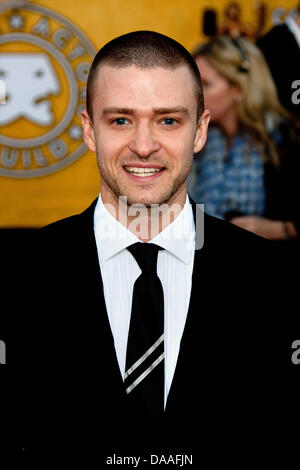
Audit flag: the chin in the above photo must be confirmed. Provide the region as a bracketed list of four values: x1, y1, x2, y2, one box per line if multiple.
[126, 197, 162, 208]
[122, 190, 167, 207]
[116, 181, 184, 208]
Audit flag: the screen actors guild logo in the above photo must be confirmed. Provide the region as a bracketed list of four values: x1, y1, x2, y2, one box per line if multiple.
[0, 53, 60, 125]
[0, 2, 96, 178]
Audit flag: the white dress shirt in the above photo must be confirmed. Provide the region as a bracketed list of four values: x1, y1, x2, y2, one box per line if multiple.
[286, 15, 300, 48]
[93, 193, 195, 408]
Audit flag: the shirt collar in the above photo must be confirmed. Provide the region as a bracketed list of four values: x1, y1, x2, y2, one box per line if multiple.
[94, 193, 195, 265]
[286, 15, 300, 48]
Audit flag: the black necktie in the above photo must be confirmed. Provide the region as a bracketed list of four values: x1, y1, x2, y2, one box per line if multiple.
[125, 242, 165, 415]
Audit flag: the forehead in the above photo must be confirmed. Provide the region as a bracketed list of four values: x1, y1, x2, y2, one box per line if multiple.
[195, 57, 215, 75]
[92, 64, 198, 112]
[195, 56, 226, 82]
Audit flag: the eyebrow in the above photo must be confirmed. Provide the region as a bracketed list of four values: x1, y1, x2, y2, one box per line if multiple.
[102, 108, 134, 116]
[101, 106, 190, 117]
[153, 106, 189, 116]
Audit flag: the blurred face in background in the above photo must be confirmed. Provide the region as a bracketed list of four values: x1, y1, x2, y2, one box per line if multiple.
[226, 3, 240, 21]
[195, 56, 241, 129]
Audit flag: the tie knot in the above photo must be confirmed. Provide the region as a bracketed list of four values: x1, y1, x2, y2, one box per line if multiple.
[127, 242, 163, 274]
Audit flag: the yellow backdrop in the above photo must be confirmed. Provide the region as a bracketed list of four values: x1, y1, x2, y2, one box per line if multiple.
[0, 0, 298, 227]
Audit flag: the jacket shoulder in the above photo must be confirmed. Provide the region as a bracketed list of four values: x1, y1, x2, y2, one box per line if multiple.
[203, 212, 267, 248]
[40, 199, 97, 238]
[257, 24, 290, 46]
[41, 212, 82, 234]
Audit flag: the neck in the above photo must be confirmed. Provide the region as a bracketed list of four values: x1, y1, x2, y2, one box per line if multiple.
[101, 184, 187, 242]
[218, 110, 239, 146]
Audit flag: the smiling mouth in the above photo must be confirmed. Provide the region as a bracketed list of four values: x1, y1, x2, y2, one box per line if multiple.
[124, 166, 166, 177]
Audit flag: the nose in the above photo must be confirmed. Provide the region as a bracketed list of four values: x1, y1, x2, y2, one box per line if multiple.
[128, 122, 161, 157]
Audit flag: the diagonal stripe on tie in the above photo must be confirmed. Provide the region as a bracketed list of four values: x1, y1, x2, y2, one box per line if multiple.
[125, 334, 164, 379]
[125, 242, 165, 414]
[126, 352, 165, 394]
[124, 338, 164, 391]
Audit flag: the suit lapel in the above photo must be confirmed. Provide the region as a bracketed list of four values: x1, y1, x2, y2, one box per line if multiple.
[76, 199, 126, 392]
[165, 199, 210, 412]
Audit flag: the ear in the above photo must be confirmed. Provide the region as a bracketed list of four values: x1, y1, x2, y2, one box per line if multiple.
[81, 110, 96, 153]
[233, 84, 242, 102]
[194, 109, 210, 154]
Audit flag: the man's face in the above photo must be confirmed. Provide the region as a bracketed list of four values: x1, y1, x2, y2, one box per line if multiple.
[82, 64, 209, 208]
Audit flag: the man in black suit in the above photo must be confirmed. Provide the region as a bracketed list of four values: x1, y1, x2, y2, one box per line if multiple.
[21, 31, 299, 453]
[257, 4, 300, 117]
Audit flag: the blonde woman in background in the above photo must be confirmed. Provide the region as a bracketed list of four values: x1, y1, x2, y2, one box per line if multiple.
[187, 36, 299, 240]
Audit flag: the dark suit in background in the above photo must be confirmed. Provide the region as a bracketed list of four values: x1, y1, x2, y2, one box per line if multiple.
[14, 198, 300, 451]
[257, 23, 300, 118]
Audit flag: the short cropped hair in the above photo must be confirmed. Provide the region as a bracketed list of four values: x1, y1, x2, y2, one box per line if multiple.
[86, 30, 204, 121]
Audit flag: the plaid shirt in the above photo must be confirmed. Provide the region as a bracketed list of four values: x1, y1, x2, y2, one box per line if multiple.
[187, 126, 266, 220]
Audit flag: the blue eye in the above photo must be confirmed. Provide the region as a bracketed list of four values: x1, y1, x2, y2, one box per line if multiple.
[163, 118, 176, 125]
[115, 118, 127, 126]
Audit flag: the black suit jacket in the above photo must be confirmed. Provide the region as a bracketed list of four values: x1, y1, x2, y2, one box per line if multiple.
[11, 197, 299, 450]
[257, 24, 300, 118]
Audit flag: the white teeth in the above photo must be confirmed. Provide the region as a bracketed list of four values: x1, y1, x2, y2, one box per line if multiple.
[125, 166, 162, 176]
